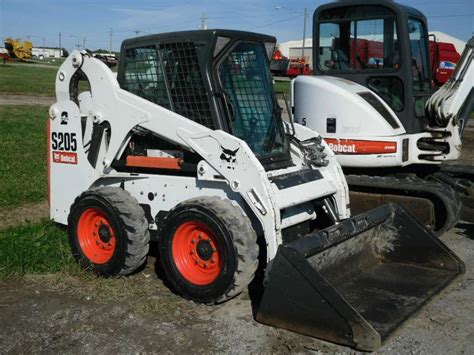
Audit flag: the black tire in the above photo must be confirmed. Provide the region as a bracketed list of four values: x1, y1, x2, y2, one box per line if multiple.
[68, 186, 150, 276]
[159, 197, 258, 304]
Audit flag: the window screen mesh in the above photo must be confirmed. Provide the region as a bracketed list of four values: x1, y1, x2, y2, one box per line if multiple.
[121, 42, 214, 129]
[122, 46, 171, 109]
[160, 42, 214, 128]
[219, 42, 287, 158]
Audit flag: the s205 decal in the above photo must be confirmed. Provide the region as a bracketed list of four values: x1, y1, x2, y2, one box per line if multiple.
[51, 132, 78, 164]
[51, 132, 77, 151]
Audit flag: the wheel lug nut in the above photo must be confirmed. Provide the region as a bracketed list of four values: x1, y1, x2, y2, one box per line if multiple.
[198, 234, 202, 239]
[191, 239, 195, 244]
[210, 258, 215, 263]
[190, 250, 195, 254]
[204, 263, 208, 268]
[212, 248, 216, 253]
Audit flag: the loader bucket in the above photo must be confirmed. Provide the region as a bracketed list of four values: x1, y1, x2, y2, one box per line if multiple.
[256, 204, 465, 351]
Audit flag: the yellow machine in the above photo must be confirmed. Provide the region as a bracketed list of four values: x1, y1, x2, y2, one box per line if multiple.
[4, 37, 32, 60]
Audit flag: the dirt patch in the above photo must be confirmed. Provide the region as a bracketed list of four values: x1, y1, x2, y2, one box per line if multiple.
[0, 200, 48, 230]
[0, 93, 55, 106]
[0, 226, 473, 353]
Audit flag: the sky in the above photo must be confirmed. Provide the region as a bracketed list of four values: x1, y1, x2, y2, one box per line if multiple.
[0, 0, 472, 51]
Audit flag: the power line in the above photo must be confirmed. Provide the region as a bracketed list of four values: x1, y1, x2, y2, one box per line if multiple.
[427, 13, 474, 18]
[245, 14, 304, 31]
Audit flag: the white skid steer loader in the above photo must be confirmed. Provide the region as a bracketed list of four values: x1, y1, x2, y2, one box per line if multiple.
[48, 30, 464, 351]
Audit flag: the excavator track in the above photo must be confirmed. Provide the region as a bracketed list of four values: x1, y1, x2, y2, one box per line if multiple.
[346, 174, 463, 236]
[436, 164, 474, 222]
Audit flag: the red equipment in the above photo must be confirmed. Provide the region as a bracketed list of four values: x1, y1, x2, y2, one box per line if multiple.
[270, 49, 312, 77]
[429, 36, 461, 87]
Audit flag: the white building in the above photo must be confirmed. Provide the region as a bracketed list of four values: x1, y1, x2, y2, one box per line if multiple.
[32, 47, 63, 59]
[429, 31, 466, 54]
[277, 38, 313, 58]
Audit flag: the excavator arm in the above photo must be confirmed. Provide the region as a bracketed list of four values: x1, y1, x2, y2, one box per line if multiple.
[426, 37, 474, 131]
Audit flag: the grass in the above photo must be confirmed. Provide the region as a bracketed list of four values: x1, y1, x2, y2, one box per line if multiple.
[273, 80, 291, 97]
[0, 63, 57, 96]
[30, 58, 66, 67]
[0, 221, 75, 279]
[0, 106, 48, 208]
[0, 219, 186, 317]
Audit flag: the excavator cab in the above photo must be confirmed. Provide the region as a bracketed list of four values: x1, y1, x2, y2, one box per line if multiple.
[313, 0, 432, 134]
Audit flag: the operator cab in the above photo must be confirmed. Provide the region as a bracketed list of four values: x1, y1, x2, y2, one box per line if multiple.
[313, 0, 432, 133]
[117, 30, 291, 170]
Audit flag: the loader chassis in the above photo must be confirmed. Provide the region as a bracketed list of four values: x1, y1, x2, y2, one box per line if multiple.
[50, 29, 350, 283]
[49, 29, 465, 351]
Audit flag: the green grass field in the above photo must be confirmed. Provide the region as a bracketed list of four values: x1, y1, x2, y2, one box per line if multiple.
[273, 80, 291, 96]
[0, 63, 57, 96]
[30, 58, 66, 67]
[0, 106, 48, 208]
[0, 222, 74, 279]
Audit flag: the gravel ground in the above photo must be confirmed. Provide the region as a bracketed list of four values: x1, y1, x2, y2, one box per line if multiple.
[0, 201, 49, 230]
[0, 224, 472, 354]
[0, 93, 55, 106]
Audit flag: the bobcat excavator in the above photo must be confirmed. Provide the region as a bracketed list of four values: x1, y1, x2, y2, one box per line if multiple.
[292, 0, 473, 234]
[49, 30, 464, 351]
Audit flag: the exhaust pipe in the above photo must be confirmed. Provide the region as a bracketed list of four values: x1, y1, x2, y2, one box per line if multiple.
[256, 204, 464, 351]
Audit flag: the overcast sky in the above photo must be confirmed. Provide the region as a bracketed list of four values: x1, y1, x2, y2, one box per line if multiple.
[0, 0, 472, 51]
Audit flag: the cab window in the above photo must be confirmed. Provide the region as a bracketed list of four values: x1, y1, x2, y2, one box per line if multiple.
[318, 6, 400, 72]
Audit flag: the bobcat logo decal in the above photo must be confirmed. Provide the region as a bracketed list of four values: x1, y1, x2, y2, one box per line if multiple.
[60, 111, 69, 125]
[220, 146, 239, 170]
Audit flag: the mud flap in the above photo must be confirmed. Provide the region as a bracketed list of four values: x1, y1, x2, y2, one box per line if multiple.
[256, 204, 465, 351]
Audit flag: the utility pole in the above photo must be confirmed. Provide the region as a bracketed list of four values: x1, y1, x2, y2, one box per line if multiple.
[59, 32, 61, 49]
[83, 36, 86, 50]
[109, 28, 113, 54]
[301, 8, 307, 64]
[199, 13, 207, 30]
[133, 29, 141, 37]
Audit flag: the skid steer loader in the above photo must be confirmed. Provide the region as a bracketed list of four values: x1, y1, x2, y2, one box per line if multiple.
[49, 30, 464, 351]
[292, 0, 474, 233]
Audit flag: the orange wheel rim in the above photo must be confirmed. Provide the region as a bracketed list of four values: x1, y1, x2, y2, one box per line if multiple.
[171, 220, 222, 286]
[77, 207, 116, 264]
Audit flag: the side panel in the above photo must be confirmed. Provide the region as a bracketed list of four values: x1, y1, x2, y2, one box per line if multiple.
[49, 101, 100, 224]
